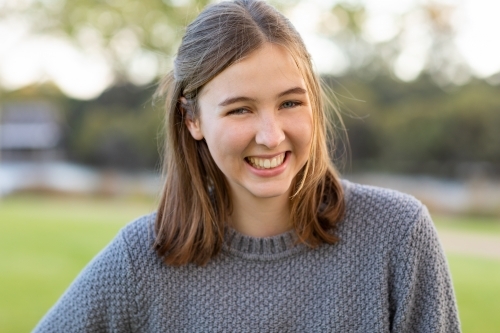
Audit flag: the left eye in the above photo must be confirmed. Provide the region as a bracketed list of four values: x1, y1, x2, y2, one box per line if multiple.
[281, 101, 301, 109]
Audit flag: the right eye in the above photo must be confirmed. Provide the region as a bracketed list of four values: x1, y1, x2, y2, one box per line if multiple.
[227, 108, 249, 115]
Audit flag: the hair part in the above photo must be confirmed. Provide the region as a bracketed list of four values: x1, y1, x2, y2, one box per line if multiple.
[154, 0, 345, 266]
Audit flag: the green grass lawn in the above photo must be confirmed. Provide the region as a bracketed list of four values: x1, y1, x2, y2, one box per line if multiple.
[0, 194, 156, 332]
[433, 216, 500, 332]
[448, 255, 500, 333]
[1, 194, 499, 332]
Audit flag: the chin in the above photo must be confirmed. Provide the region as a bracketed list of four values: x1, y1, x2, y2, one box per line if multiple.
[251, 191, 286, 199]
[245, 184, 292, 200]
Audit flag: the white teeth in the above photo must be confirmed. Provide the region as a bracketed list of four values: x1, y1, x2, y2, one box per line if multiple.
[247, 153, 286, 169]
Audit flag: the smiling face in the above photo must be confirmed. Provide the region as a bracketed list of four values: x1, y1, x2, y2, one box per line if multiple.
[185, 43, 313, 203]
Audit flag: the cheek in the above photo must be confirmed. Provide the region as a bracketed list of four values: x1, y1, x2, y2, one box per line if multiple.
[287, 112, 313, 152]
[202, 122, 252, 167]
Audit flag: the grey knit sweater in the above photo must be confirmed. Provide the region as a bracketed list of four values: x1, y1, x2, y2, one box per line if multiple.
[33, 180, 460, 332]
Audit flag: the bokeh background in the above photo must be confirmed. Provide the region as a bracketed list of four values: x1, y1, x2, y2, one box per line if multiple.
[1, 0, 499, 331]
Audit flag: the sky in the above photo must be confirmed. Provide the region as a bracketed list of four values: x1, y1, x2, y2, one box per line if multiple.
[1, 0, 500, 99]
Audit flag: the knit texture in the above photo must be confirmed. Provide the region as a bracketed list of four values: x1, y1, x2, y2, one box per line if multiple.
[33, 180, 461, 332]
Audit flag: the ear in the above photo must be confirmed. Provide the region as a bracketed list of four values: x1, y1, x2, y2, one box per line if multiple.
[181, 97, 204, 140]
[185, 117, 204, 140]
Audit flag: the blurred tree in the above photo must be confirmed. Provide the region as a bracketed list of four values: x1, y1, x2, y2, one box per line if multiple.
[1, 82, 164, 170]
[66, 83, 162, 170]
[317, 1, 472, 85]
[332, 73, 500, 178]
[411, 2, 469, 86]
[2, 0, 499, 177]
[1, 0, 485, 87]
[318, 3, 376, 75]
[3, 0, 212, 85]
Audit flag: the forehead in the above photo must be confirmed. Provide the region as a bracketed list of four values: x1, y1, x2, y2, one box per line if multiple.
[199, 43, 307, 103]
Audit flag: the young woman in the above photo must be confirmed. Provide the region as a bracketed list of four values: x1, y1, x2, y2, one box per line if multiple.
[34, 0, 460, 332]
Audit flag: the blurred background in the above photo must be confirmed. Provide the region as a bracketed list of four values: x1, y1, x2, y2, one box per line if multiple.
[0, 0, 499, 331]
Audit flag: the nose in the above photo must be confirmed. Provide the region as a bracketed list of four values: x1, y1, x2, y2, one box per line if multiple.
[255, 113, 285, 149]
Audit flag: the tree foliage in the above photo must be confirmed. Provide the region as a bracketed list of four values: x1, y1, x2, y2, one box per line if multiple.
[5, 0, 211, 83]
[333, 74, 500, 177]
[2, 0, 500, 177]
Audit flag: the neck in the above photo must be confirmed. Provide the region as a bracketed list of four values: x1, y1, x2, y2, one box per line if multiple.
[229, 190, 292, 238]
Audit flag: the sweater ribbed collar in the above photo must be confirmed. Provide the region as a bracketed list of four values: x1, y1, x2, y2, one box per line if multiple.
[222, 227, 307, 261]
[220, 180, 351, 261]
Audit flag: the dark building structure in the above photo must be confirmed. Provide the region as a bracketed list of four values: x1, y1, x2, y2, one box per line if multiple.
[0, 101, 63, 162]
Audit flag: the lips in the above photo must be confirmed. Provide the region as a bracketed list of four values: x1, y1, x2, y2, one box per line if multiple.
[246, 152, 286, 169]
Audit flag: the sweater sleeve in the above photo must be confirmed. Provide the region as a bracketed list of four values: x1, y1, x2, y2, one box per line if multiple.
[32, 230, 137, 333]
[389, 206, 461, 333]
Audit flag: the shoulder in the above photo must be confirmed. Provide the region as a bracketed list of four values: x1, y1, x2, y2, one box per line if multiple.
[78, 212, 158, 283]
[32, 213, 159, 332]
[341, 178, 425, 220]
[120, 212, 156, 246]
[341, 178, 423, 211]
[339, 179, 431, 247]
[330, 181, 460, 331]
[118, 212, 159, 263]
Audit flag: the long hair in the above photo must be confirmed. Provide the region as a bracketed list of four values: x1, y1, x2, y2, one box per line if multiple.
[154, 0, 345, 266]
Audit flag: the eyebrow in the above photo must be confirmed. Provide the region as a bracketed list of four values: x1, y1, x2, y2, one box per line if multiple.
[218, 96, 256, 107]
[218, 86, 307, 107]
[277, 87, 307, 98]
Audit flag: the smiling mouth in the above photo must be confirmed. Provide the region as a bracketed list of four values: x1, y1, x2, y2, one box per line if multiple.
[245, 152, 287, 169]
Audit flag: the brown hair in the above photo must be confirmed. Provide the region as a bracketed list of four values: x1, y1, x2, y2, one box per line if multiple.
[154, 0, 345, 266]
